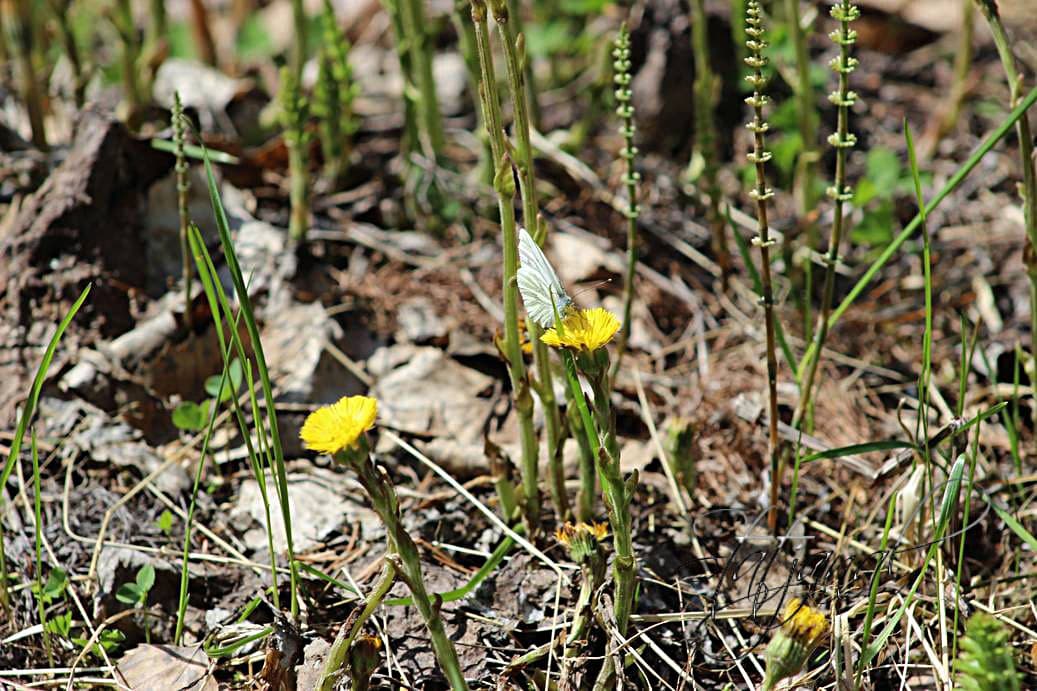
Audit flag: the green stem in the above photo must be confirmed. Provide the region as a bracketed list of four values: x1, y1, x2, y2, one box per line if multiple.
[492, 0, 567, 520]
[975, 0, 1037, 441]
[795, 0, 859, 431]
[471, 0, 541, 531]
[690, 0, 730, 285]
[401, 0, 446, 159]
[46, 0, 86, 108]
[318, 563, 396, 691]
[381, 0, 420, 155]
[114, 0, 143, 121]
[567, 396, 596, 522]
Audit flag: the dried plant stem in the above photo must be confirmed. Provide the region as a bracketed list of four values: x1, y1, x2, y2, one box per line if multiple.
[690, 0, 730, 285]
[744, 2, 782, 535]
[47, 0, 86, 108]
[7, 0, 46, 149]
[336, 445, 469, 690]
[491, 0, 567, 521]
[611, 23, 641, 380]
[172, 93, 192, 327]
[974, 0, 1037, 437]
[188, 0, 217, 66]
[470, 0, 540, 530]
[452, 0, 492, 184]
[795, 0, 859, 431]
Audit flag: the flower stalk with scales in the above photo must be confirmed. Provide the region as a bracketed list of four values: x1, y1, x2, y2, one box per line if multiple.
[517, 234, 637, 685]
[556, 521, 609, 687]
[301, 396, 469, 691]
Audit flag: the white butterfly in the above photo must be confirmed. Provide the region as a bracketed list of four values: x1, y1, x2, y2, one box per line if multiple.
[517, 227, 572, 328]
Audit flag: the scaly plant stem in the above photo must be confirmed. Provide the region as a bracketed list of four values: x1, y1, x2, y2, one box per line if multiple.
[490, 0, 567, 521]
[795, 0, 859, 432]
[611, 23, 641, 380]
[561, 541, 606, 684]
[381, 0, 420, 156]
[337, 444, 469, 690]
[172, 94, 192, 328]
[7, 0, 47, 148]
[690, 0, 730, 285]
[744, 2, 783, 534]
[470, 0, 540, 530]
[974, 0, 1037, 439]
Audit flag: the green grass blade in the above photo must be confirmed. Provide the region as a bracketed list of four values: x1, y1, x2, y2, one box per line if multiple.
[800, 440, 914, 464]
[809, 85, 1037, 352]
[0, 284, 90, 606]
[860, 453, 966, 669]
[197, 144, 299, 617]
[151, 138, 240, 164]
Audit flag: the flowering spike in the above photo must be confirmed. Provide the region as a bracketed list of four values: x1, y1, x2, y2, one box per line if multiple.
[744, 0, 783, 535]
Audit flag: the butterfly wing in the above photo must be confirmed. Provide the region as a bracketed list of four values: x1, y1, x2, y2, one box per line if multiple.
[517, 227, 571, 327]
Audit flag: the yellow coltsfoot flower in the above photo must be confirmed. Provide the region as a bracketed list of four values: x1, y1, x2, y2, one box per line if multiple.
[762, 598, 829, 690]
[540, 307, 620, 353]
[555, 521, 609, 563]
[300, 395, 378, 455]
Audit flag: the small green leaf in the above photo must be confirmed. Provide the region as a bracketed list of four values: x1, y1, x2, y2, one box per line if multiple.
[157, 509, 174, 535]
[172, 401, 209, 431]
[852, 201, 895, 246]
[136, 564, 156, 594]
[46, 611, 72, 637]
[865, 146, 902, 197]
[41, 567, 68, 604]
[116, 583, 143, 605]
[205, 358, 243, 402]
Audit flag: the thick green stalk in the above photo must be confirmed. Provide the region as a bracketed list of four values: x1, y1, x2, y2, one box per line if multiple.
[744, 2, 783, 535]
[567, 397, 596, 522]
[690, 0, 730, 284]
[470, 0, 541, 531]
[318, 563, 396, 691]
[489, 0, 567, 521]
[611, 23, 641, 380]
[316, 0, 357, 184]
[974, 0, 1037, 438]
[381, 0, 420, 156]
[795, 0, 859, 431]
[585, 365, 635, 638]
[400, 0, 445, 159]
[279, 68, 311, 242]
[339, 445, 469, 690]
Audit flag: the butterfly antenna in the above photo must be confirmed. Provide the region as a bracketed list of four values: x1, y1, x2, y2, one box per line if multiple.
[572, 279, 613, 299]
